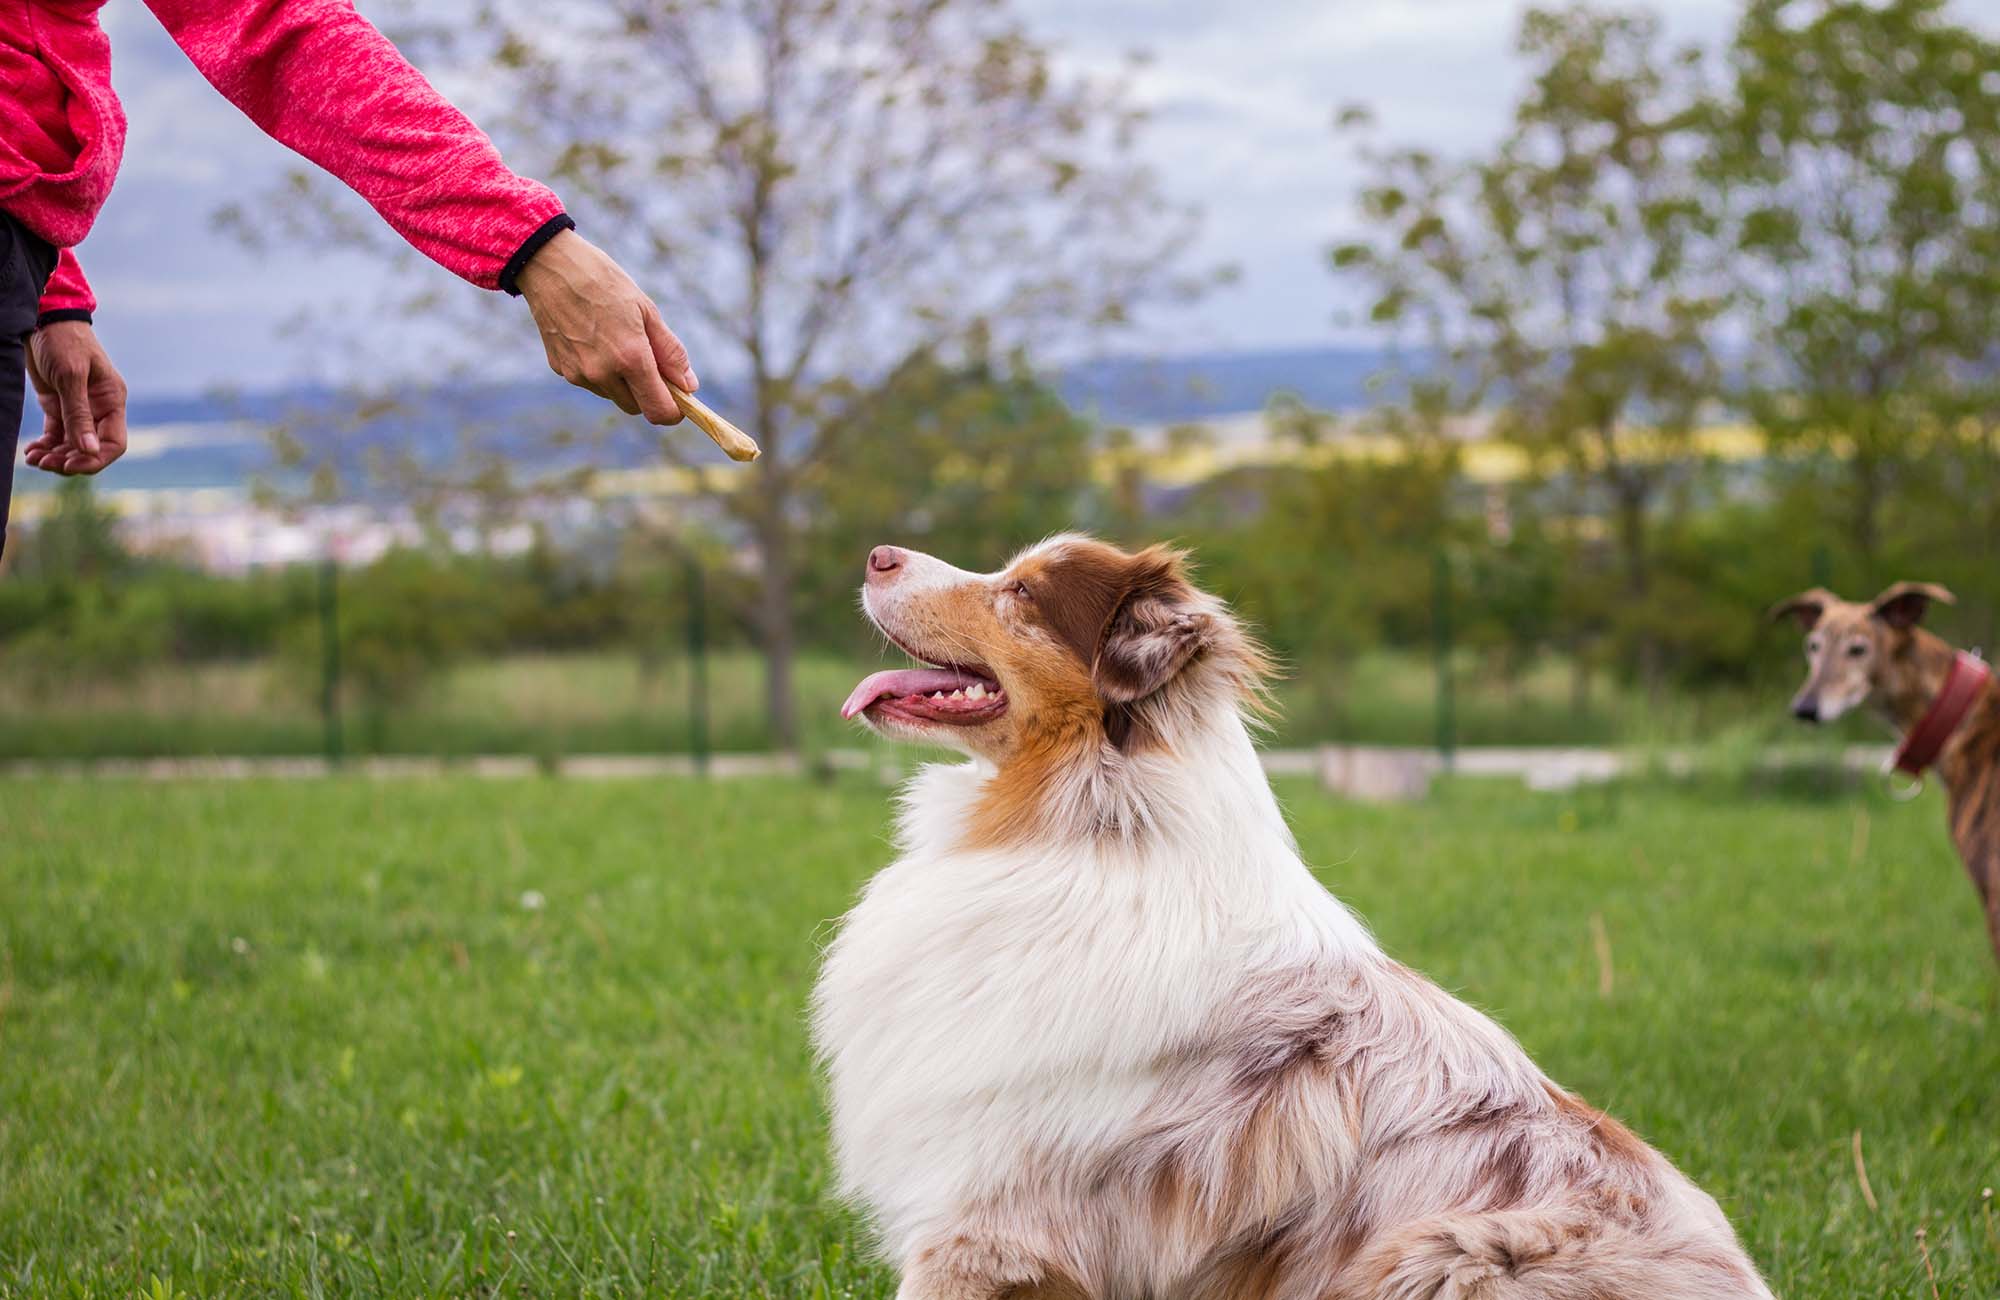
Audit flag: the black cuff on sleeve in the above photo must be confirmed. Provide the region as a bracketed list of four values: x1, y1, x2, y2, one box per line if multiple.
[36, 308, 93, 328]
[498, 213, 576, 296]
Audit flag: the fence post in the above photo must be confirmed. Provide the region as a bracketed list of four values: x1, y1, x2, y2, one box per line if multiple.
[1433, 548, 1456, 770]
[318, 554, 343, 767]
[686, 553, 711, 777]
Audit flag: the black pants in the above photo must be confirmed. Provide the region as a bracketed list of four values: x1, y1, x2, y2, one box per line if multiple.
[1, 211, 58, 560]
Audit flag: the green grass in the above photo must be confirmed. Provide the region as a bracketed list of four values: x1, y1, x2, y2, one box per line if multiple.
[0, 647, 1812, 760]
[0, 653, 879, 761]
[3, 775, 1995, 1297]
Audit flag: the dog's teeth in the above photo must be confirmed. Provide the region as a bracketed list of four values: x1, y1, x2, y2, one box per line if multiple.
[968, 683, 986, 700]
[951, 689, 966, 700]
[930, 692, 945, 700]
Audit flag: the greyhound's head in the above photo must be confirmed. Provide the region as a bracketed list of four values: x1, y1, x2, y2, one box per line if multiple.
[1769, 582, 1955, 724]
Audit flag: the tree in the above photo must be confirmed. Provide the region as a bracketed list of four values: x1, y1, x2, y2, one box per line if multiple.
[794, 344, 1098, 650]
[1332, 5, 1726, 685]
[1712, 0, 2000, 564]
[10, 478, 129, 583]
[1168, 401, 1465, 737]
[237, 0, 1209, 747]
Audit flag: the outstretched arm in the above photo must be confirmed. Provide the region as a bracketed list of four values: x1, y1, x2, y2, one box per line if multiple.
[142, 0, 696, 422]
[143, 0, 562, 291]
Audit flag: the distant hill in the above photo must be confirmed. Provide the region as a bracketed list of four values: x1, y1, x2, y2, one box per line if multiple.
[15, 345, 1399, 496]
[1059, 346, 1391, 423]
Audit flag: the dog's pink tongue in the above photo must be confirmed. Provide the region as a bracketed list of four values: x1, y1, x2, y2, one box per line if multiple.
[841, 668, 980, 719]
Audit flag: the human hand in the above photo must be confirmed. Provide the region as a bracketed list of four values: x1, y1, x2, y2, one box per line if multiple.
[24, 321, 129, 476]
[515, 229, 697, 425]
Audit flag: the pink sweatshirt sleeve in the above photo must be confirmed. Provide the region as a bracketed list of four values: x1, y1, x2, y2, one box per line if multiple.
[142, 0, 572, 291]
[37, 249, 98, 321]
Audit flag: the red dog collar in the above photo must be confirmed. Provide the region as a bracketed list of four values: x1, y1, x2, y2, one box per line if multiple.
[1891, 651, 1992, 777]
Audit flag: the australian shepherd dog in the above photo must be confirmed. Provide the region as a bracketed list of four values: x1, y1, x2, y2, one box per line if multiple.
[812, 536, 1769, 1300]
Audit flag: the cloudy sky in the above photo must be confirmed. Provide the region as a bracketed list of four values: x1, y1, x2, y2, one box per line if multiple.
[82, 0, 1754, 398]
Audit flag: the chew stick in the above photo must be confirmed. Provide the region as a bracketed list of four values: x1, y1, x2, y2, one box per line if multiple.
[667, 383, 761, 461]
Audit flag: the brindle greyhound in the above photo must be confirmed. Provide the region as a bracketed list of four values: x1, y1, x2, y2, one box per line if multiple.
[1771, 582, 2000, 963]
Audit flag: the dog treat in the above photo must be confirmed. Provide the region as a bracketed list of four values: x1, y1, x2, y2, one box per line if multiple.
[668, 382, 760, 462]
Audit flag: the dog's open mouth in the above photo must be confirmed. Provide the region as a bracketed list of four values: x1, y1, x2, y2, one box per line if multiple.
[841, 665, 1008, 727]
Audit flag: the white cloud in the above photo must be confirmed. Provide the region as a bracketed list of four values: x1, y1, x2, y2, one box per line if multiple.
[64, 0, 1991, 394]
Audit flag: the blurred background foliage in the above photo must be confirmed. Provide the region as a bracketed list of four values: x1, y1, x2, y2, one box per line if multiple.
[6, 0, 2000, 761]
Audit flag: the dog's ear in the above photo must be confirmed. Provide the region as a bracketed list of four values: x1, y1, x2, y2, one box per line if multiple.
[1870, 581, 1954, 631]
[1094, 547, 1213, 704]
[1768, 588, 1837, 631]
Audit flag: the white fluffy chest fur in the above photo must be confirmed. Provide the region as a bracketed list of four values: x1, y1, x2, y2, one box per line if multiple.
[810, 733, 1377, 1259]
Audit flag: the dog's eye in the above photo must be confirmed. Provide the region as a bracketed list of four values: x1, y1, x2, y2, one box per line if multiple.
[1847, 641, 1868, 658]
[1011, 581, 1033, 601]
[1807, 638, 1822, 655]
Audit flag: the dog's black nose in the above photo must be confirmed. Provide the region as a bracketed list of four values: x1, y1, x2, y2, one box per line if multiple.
[867, 546, 904, 578]
[1792, 698, 1820, 723]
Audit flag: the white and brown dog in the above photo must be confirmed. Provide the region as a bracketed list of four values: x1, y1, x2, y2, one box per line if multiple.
[815, 536, 1769, 1300]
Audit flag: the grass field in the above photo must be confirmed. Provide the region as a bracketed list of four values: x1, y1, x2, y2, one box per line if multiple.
[3, 774, 1996, 1297]
[0, 647, 1805, 760]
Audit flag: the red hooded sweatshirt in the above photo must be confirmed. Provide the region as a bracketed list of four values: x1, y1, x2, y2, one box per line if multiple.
[0, 0, 572, 324]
